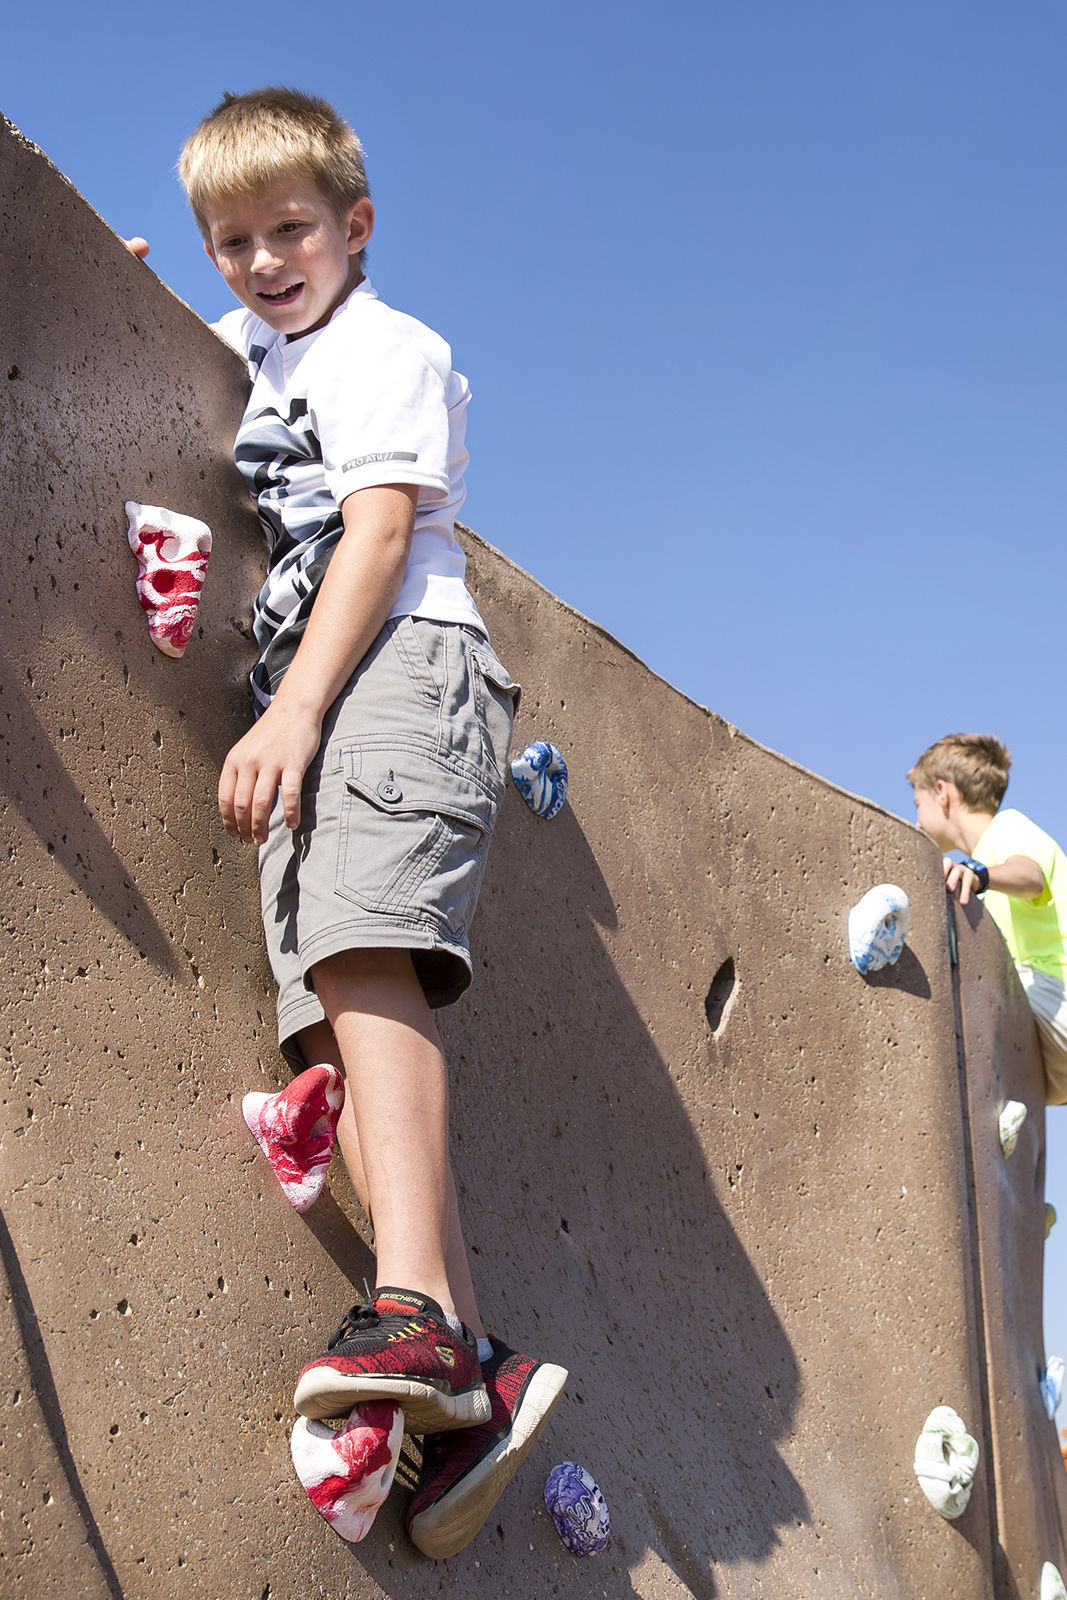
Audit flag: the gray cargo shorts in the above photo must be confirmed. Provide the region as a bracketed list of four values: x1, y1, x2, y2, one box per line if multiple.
[258, 615, 519, 1056]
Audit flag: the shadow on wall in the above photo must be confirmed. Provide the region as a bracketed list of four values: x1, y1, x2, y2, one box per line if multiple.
[0, 1205, 125, 1600]
[0, 646, 181, 977]
[341, 799, 809, 1597]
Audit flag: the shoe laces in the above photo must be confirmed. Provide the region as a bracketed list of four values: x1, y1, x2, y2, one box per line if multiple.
[327, 1297, 379, 1349]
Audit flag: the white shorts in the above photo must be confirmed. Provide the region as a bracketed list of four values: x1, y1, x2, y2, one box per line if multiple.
[1017, 964, 1067, 1105]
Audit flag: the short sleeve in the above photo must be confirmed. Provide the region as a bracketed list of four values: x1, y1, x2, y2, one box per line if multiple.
[211, 308, 256, 355]
[981, 811, 1055, 905]
[312, 317, 453, 506]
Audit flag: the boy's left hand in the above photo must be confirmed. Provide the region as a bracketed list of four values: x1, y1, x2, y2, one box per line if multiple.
[218, 700, 322, 843]
[943, 856, 983, 905]
[217, 484, 418, 845]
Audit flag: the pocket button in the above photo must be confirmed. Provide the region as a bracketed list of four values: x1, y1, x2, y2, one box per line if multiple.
[377, 776, 403, 803]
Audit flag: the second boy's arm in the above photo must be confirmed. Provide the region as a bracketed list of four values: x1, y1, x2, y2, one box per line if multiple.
[219, 483, 418, 844]
[944, 854, 1046, 906]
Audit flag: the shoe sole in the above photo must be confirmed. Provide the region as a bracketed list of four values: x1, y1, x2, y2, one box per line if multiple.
[407, 1362, 569, 1559]
[293, 1370, 491, 1434]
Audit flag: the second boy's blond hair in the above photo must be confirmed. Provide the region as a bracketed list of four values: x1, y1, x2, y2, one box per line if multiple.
[178, 87, 370, 239]
[907, 733, 1011, 813]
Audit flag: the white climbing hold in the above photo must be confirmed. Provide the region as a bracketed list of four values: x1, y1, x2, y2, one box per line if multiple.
[913, 1405, 979, 1519]
[510, 741, 569, 820]
[126, 500, 212, 658]
[544, 1461, 610, 1555]
[1042, 1563, 1067, 1600]
[848, 884, 909, 974]
[1047, 1203, 1058, 1240]
[290, 1403, 403, 1542]
[998, 1100, 1028, 1158]
[1041, 1358, 1064, 1420]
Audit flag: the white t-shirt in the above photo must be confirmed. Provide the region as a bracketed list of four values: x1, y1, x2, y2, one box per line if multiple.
[213, 279, 485, 709]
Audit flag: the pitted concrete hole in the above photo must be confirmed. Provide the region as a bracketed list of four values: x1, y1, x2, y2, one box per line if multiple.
[705, 958, 737, 1036]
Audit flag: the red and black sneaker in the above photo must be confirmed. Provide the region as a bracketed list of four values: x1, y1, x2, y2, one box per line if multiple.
[293, 1289, 489, 1434]
[405, 1337, 568, 1558]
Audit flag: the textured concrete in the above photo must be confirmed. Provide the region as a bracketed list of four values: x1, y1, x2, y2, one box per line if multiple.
[2, 113, 1065, 1598]
[953, 901, 1067, 1595]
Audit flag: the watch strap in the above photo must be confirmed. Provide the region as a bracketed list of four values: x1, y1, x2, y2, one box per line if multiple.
[959, 856, 990, 893]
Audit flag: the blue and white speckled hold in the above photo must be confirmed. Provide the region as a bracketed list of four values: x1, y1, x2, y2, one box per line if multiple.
[1041, 1357, 1064, 1420]
[998, 1099, 1028, 1158]
[544, 1462, 610, 1555]
[1043, 1563, 1067, 1600]
[848, 884, 909, 974]
[511, 741, 569, 820]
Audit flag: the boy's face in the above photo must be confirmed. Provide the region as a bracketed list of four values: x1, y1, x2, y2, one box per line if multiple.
[912, 783, 953, 850]
[203, 178, 374, 338]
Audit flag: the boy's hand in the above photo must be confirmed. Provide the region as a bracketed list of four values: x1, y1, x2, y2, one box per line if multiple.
[124, 237, 150, 260]
[943, 856, 982, 905]
[218, 484, 417, 845]
[942, 852, 1045, 905]
[218, 700, 323, 843]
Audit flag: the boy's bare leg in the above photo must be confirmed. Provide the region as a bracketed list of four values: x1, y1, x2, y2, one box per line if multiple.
[302, 949, 485, 1336]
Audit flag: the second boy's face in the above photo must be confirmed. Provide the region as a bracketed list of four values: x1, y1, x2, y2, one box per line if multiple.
[203, 179, 374, 338]
[913, 784, 952, 850]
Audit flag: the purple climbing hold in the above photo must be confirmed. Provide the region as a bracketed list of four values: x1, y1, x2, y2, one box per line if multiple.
[544, 1461, 610, 1555]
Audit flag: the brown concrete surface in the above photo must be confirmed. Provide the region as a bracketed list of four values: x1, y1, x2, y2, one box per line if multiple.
[953, 902, 1067, 1596]
[2, 114, 1065, 1599]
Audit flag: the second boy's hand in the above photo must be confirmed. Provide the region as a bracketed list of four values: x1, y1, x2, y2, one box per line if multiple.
[942, 852, 1044, 907]
[218, 482, 417, 843]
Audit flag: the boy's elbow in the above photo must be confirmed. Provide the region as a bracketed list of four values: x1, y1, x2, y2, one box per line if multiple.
[1024, 860, 1047, 899]
[1000, 854, 1046, 899]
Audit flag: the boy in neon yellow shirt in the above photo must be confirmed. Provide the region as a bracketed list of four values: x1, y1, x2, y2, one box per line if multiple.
[908, 733, 1067, 1105]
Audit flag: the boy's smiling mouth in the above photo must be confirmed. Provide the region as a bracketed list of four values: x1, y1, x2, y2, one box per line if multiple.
[259, 282, 304, 303]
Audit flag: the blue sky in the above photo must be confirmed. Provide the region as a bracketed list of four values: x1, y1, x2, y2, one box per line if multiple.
[5, 0, 1066, 1430]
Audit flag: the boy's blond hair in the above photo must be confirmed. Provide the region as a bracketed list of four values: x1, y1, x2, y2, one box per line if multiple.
[178, 88, 370, 242]
[907, 733, 1011, 813]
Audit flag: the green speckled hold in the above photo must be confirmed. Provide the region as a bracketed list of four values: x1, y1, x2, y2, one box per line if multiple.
[1042, 1562, 1067, 1600]
[913, 1405, 979, 1519]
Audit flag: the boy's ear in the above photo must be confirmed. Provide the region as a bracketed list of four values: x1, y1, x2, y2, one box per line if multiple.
[346, 197, 374, 255]
[203, 237, 219, 269]
[934, 778, 956, 812]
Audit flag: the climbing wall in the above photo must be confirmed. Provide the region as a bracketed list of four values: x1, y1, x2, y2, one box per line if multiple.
[2, 115, 1065, 1600]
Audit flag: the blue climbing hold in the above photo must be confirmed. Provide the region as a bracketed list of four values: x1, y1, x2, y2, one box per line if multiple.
[848, 884, 909, 974]
[1041, 1357, 1064, 1420]
[511, 741, 568, 820]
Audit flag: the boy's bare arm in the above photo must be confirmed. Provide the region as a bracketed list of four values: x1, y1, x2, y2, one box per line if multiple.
[944, 854, 1045, 906]
[218, 483, 418, 844]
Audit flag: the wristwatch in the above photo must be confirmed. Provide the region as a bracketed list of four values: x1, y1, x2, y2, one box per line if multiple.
[959, 856, 990, 893]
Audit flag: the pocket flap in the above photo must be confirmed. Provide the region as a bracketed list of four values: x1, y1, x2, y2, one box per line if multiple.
[339, 739, 497, 832]
[471, 646, 521, 704]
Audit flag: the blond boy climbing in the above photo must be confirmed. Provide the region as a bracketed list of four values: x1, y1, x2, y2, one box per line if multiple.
[133, 86, 567, 1556]
[909, 733, 1067, 1105]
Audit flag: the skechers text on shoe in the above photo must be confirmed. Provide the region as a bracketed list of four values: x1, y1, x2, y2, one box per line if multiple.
[293, 1288, 490, 1434]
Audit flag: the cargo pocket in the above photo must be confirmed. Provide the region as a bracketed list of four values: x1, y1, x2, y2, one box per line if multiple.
[470, 645, 521, 778]
[335, 740, 497, 936]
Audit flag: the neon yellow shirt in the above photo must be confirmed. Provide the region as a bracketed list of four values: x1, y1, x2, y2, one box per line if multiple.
[974, 808, 1067, 981]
